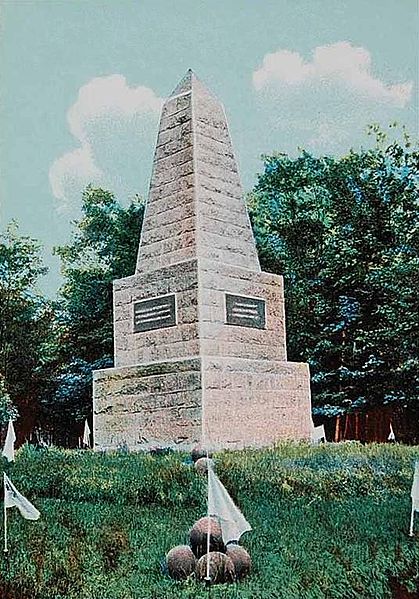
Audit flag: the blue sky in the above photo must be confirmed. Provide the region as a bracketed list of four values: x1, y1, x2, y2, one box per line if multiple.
[0, 0, 417, 295]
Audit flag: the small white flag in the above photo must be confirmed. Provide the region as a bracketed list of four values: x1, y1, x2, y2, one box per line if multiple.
[411, 462, 419, 512]
[83, 420, 91, 447]
[2, 419, 16, 462]
[409, 462, 419, 536]
[311, 424, 326, 444]
[4, 473, 40, 520]
[388, 423, 396, 442]
[208, 466, 251, 545]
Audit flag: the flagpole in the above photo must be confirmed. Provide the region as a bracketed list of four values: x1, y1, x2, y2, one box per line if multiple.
[3, 473, 8, 554]
[203, 414, 211, 590]
[206, 447, 211, 584]
[409, 503, 415, 537]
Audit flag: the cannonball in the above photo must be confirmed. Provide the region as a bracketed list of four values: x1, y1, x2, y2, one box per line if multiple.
[196, 552, 236, 584]
[189, 517, 225, 558]
[191, 446, 212, 463]
[226, 544, 252, 580]
[166, 545, 196, 580]
[194, 457, 215, 475]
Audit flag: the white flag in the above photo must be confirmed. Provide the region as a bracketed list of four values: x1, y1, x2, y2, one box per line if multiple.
[311, 424, 326, 444]
[208, 466, 251, 545]
[2, 419, 16, 462]
[388, 423, 396, 441]
[83, 420, 91, 447]
[4, 473, 40, 520]
[411, 462, 419, 512]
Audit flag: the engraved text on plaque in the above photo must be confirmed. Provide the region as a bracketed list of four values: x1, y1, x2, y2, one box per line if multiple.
[225, 293, 266, 329]
[134, 294, 176, 333]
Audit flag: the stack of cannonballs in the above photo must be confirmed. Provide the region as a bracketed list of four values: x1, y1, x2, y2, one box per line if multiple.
[165, 447, 252, 585]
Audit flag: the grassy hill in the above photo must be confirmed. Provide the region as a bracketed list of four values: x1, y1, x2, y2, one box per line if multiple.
[1, 443, 418, 599]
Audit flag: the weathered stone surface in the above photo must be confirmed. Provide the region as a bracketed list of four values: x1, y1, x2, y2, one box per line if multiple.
[200, 357, 311, 449]
[93, 359, 202, 451]
[134, 70, 260, 275]
[93, 70, 312, 451]
[113, 259, 199, 368]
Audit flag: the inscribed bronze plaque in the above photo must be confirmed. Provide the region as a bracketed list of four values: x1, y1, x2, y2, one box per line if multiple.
[225, 293, 266, 329]
[133, 294, 176, 333]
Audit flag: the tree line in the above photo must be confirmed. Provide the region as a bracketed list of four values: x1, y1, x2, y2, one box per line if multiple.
[1, 126, 418, 443]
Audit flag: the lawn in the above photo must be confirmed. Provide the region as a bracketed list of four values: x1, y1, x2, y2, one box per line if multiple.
[1, 442, 418, 599]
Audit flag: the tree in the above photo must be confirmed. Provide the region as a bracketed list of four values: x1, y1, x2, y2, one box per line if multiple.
[0, 222, 55, 441]
[0, 375, 18, 428]
[49, 187, 144, 435]
[249, 126, 419, 437]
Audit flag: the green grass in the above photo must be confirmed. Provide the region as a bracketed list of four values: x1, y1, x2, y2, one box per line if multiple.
[1, 442, 419, 599]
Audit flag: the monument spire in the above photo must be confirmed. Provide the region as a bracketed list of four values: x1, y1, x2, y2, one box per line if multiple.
[168, 68, 196, 97]
[136, 70, 260, 274]
[94, 72, 312, 452]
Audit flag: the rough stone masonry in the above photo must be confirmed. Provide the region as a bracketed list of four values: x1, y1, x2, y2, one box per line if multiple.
[93, 70, 312, 451]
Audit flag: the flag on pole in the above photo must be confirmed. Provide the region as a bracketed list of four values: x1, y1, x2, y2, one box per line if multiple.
[388, 423, 396, 442]
[2, 419, 16, 462]
[83, 419, 91, 448]
[409, 461, 419, 536]
[411, 462, 419, 512]
[208, 466, 251, 545]
[4, 473, 40, 520]
[311, 424, 326, 444]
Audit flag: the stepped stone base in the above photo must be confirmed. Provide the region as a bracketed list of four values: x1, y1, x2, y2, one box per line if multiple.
[93, 356, 311, 451]
[93, 358, 202, 451]
[202, 357, 311, 449]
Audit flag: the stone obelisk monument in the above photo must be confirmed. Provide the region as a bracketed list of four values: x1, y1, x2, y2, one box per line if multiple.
[93, 70, 312, 451]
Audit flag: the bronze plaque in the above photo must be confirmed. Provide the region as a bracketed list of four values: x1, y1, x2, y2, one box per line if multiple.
[133, 294, 176, 333]
[225, 293, 266, 329]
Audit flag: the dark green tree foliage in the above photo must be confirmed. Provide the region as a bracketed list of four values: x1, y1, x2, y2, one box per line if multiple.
[51, 187, 144, 429]
[0, 223, 54, 438]
[249, 128, 419, 422]
[0, 375, 18, 427]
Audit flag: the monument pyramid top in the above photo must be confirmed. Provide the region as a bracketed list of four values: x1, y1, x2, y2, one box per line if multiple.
[168, 69, 219, 104]
[135, 70, 260, 274]
[169, 69, 205, 97]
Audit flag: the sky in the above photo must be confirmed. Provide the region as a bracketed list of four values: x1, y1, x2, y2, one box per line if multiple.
[0, 0, 418, 295]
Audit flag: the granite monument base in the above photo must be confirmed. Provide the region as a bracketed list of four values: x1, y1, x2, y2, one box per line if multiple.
[93, 356, 311, 451]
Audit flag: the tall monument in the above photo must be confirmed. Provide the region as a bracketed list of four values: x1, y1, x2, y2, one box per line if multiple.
[93, 70, 312, 451]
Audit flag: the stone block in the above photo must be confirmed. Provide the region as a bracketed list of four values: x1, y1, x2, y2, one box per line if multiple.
[201, 357, 311, 449]
[93, 358, 202, 451]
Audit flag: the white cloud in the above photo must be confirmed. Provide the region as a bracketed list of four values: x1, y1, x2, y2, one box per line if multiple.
[49, 146, 102, 210]
[67, 74, 163, 143]
[253, 42, 412, 107]
[251, 42, 414, 156]
[49, 75, 163, 210]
